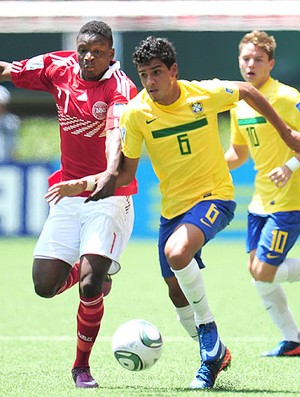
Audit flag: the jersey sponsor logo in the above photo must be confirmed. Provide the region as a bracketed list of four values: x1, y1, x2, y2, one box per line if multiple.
[266, 253, 280, 259]
[146, 117, 158, 124]
[26, 55, 44, 70]
[189, 101, 204, 115]
[296, 102, 300, 112]
[92, 101, 108, 120]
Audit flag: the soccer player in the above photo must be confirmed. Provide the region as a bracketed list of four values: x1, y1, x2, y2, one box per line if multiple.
[225, 30, 300, 357]
[45, 36, 300, 389]
[0, 20, 137, 387]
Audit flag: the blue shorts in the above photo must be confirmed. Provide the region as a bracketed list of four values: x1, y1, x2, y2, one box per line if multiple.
[158, 200, 236, 278]
[247, 211, 300, 266]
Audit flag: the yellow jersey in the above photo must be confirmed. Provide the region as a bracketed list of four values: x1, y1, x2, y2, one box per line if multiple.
[121, 79, 239, 219]
[230, 77, 300, 214]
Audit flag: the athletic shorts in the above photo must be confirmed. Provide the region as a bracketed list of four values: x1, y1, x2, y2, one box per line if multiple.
[33, 195, 134, 275]
[158, 199, 236, 278]
[247, 211, 300, 266]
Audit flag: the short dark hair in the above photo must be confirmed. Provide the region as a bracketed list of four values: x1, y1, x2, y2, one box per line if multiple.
[77, 20, 113, 47]
[132, 36, 177, 69]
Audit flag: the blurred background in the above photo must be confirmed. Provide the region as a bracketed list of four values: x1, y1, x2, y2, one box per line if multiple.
[0, 0, 299, 238]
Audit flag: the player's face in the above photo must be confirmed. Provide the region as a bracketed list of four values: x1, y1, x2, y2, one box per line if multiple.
[239, 43, 275, 89]
[137, 59, 179, 105]
[77, 33, 114, 81]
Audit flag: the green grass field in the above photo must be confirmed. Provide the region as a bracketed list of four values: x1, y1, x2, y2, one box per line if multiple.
[0, 237, 299, 397]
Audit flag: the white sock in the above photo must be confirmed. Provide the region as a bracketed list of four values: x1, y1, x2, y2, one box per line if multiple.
[172, 259, 214, 326]
[254, 280, 300, 342]
[274, 258, 300, 283]
[175, 305, 198, 341]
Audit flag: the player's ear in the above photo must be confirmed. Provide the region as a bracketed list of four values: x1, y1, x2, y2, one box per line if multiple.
[170, 63, 178, 78]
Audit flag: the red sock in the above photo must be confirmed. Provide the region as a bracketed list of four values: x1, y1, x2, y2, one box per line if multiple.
[73, 293, 104, 368]
[56, 262, 80, 295]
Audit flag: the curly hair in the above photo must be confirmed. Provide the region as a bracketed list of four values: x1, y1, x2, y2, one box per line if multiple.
[132, 36, 177, 69]
[239, 30, 276, 60]
[77, 20, 113, 47]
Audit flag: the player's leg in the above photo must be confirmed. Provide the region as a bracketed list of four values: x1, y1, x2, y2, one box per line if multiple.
[72, 254, 111, 388]
[163, 276, 198, 340]
[166, 226, 230, 389]
[32, 257, 72, 297]
[249, 211, 300, 356]
[32, 198, 82, 297]
[160, 200, 235, 389]
[72, 196, 134, 388]
[56, 260, 113, 296]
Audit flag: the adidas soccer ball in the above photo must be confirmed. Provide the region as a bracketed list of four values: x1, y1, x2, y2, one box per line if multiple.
[112, 319, 163, 371]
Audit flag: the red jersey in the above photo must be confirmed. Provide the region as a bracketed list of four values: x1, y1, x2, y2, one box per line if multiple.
[11, 50, 138, 196]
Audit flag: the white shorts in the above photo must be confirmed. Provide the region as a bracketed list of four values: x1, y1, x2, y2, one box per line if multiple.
[33, 195, 134, 275]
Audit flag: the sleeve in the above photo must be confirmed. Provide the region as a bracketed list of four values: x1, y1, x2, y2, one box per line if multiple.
[230, 107, 247, 145]
[281, 95, 300, 131]
[120, 107, 144, 159]
[105, 77, 138, 131]
[201, 78, 240, 113]
[10, 53, 55, 94]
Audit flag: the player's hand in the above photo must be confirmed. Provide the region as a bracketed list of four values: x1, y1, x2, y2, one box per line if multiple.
[45, 179, 87, 204]
[267, 164, 292, 188]
[85, 171, 117, 202]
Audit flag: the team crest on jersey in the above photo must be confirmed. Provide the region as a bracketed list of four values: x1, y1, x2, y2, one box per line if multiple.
[296, 102, 300, 112]
[92, 101, 108, 120]
[26, 55, 44, 70]
[190, 102, 204, 115]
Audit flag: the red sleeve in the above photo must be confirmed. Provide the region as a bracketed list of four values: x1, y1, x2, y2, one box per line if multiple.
[10, 54, 55, 94]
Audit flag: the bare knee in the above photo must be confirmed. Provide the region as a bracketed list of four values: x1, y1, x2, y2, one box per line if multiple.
[249, 259, 277, 282]
[165, 245, 191, 270]
[33, 281, 57, 298]
[32, 258, 71, 298]
[80, 279, 101, 299]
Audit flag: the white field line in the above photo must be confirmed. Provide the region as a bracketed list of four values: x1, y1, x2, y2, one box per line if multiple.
[0, 335, 277, 342]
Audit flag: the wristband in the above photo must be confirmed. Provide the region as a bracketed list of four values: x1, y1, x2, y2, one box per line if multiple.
[285, 157, 300, 172]
[85, 176, 95, 191]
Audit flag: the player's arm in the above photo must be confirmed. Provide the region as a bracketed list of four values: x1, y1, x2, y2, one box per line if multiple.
[87, 156, 139, 202]
[267, 154, 300, 188]
[45, 176, 95, 204]
[89, 127, 123, 199]
[45, 132, 138, 203]
[0, 62, 13, 82]
[225, 143, 249, 170]
[235, 82, 300, 152]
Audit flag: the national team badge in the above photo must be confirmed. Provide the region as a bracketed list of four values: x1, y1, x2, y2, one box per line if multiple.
[92, 101, 108, 120]
[190, 102, 203, 115]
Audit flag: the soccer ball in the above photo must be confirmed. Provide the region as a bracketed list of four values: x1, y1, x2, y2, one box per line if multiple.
[112, 319, 163, 371]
